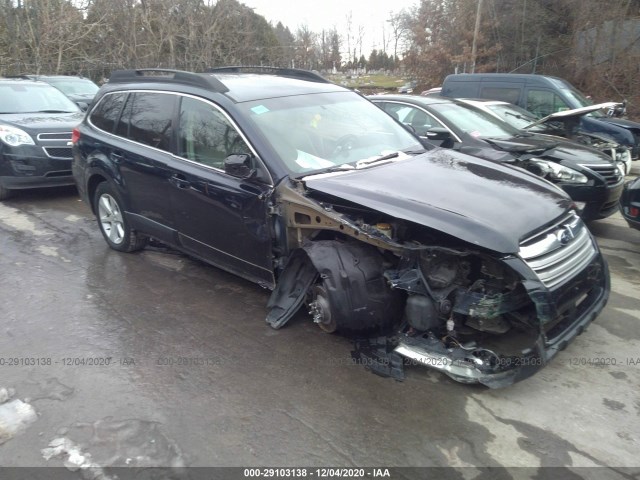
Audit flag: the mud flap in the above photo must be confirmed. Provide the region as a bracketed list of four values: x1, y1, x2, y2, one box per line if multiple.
[265, 250, 318, 329]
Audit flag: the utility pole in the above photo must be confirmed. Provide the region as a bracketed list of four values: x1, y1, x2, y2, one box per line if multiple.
[470, 0, 483, 73]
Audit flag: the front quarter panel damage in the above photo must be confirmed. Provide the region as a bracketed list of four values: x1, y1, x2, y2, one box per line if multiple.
[265, 174, 610, 388]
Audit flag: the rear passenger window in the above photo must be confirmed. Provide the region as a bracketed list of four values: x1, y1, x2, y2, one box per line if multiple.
[526, 90, 570, 117]
[481, 87, 520, 104]
[177, 97, 250, 169]
[124, 93, 175, 151]
[90, 93, 126, 133]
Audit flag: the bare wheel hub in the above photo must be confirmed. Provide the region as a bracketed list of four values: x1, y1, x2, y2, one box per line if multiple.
[308, 284, 336, 333]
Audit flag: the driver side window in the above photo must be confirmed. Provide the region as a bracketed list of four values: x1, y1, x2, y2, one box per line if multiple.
[177, 97, 250, 169]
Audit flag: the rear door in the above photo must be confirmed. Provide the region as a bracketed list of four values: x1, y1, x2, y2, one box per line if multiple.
[113, 91, 179, 243]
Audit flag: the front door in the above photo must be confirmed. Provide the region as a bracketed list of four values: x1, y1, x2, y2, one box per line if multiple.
[168, 95, 274, 287]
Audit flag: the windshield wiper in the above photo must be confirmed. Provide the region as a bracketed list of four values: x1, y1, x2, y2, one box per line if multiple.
[30, 110, 76, 113]
[294, 164, 355, 179]
[355, 151, 399, 168]
[504, 110, 538, 122]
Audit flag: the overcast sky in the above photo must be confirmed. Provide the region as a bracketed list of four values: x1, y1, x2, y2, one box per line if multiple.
[240, 0, 418, 56]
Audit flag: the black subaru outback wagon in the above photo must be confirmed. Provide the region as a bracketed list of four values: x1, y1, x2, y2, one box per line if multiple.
[72, 68, 610, 387]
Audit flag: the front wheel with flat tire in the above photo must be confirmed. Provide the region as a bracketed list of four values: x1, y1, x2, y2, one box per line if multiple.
[94, 182, 146, 252]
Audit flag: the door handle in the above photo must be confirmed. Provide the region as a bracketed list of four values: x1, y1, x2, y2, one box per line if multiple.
[170, 173, 191, 189]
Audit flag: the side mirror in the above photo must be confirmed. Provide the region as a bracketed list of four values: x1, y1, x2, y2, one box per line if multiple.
[76, 101, 89, 111]
[422, 127, 451, 141]
[224, 154, 256, 179]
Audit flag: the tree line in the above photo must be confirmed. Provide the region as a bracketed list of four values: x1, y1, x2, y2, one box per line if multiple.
[401, 0, 640, 113]
[1, 0, 639, 113]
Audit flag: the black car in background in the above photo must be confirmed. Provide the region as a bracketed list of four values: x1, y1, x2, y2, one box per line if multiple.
[0, 79, 82, 200]
[620, 177, 640, 230]
[457, 99, 633, 176]
[10, 75, 99, 111]
[370, 95, 625, 221]
[72, 67, 610, 387]
[440, 73, 640, 159]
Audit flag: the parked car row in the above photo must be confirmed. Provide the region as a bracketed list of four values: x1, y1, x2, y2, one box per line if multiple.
[1, 67, 637, 388]
[440, 73, 640, 159]
[369, 94, 625, 221]
[458, 99, 633, 176]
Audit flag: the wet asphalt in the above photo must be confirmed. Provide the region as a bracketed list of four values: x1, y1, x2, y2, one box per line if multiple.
[0, 169, 639, 477]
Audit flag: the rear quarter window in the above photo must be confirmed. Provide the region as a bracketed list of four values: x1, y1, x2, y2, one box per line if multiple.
[90, 93, 127, 133]
[124, 92, 176, 151]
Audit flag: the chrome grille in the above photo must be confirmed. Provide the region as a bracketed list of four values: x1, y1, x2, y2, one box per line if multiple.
[37, 132, 72, 141]
[43, 147, 73, 159]
[581, 163, 623, 186]
[519, 213, 597, 290]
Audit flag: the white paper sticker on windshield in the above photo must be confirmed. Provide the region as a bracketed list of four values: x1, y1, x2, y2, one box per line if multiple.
[295, 150, 334, 170]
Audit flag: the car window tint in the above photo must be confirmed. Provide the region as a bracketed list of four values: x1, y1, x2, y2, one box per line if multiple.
[89, 93, 127, 133]
[127, 93, 175, 151]
[481, 87, 520, 104]
[526, 90, 570, 117]
[381, 103, 440, 136]
[177, 96, 250, 169]
[114, 94, 133, 138]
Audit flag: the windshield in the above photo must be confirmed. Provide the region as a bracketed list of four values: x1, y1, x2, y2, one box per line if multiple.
[486, 104, 542, 130]
[45, 77, 99, 96]
[431, 102, 521, 138]
[238, 91, 423, 175]
[0, 83, 79, 113]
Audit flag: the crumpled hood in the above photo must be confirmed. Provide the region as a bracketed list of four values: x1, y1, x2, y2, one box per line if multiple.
[0, 112, 83, 132]
[483, 134, 615, 166]
[304, 149, 571, 254]
[525, 102, 620, 128]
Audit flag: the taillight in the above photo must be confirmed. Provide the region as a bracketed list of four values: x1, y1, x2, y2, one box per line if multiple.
[71, 127, 80, 144]
[630, 206, 640, 218]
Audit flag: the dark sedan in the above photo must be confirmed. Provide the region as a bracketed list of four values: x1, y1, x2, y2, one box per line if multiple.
[370, 94, 625, 221]
[0, 79, 82, 200]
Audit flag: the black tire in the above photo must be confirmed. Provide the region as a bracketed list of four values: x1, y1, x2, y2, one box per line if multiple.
[0, 184, 12, 201]
[93, 182, 147, 252]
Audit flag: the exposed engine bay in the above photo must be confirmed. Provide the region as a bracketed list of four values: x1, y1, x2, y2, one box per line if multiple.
[266, 177, 551, 388]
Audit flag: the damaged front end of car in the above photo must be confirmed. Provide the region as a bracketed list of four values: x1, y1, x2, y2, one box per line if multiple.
[265, 152, 610, 388]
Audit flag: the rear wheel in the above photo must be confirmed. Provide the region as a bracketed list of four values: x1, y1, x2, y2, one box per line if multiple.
[93, 182, 146, 252]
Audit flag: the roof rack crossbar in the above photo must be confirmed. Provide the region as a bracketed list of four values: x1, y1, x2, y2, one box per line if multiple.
[109, 69, 229, 93]
[205, 66, 329, 84]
